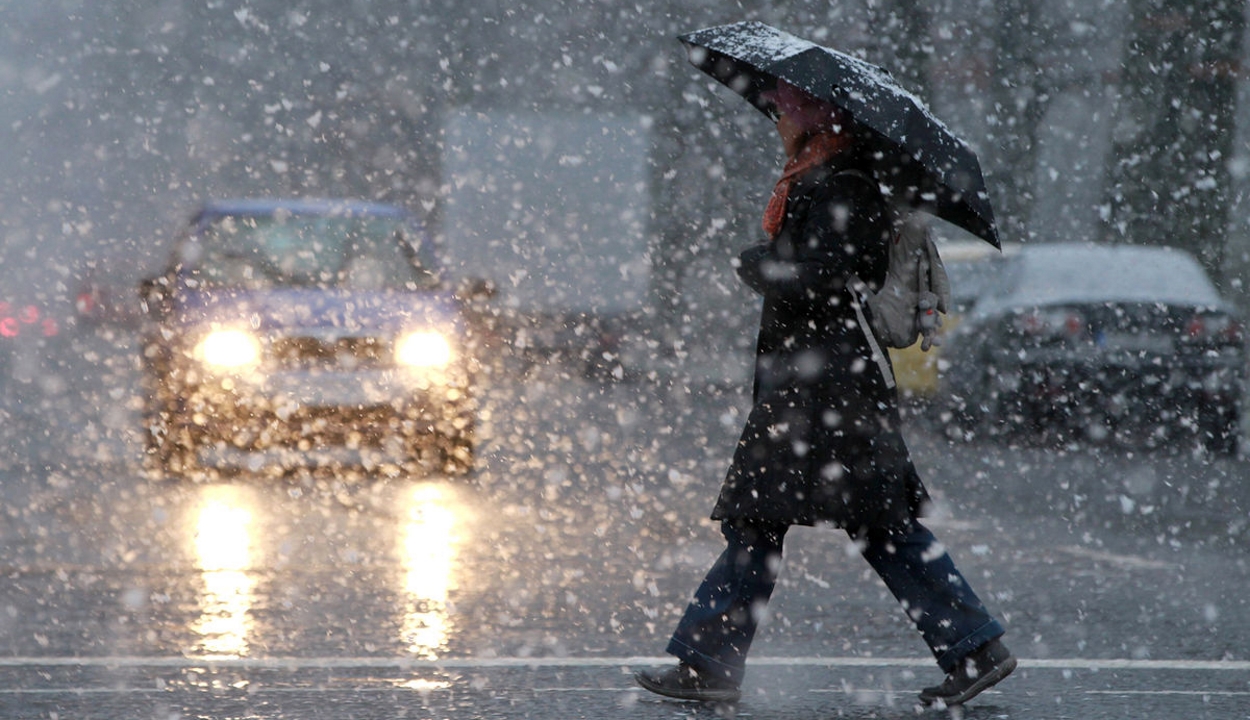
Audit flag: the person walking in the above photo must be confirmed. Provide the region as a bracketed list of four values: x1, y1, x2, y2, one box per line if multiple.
[634, 76, 1015, 708]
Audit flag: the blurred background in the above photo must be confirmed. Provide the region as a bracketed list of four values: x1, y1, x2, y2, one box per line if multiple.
[3, 0, 1249, 370]
[0, 5, 1249, 714]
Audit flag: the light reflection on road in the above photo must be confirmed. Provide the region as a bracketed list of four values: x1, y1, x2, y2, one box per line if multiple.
[399, 482, 467, 661]
[191, 484, 258, 657]
[174, 477, 475, 662]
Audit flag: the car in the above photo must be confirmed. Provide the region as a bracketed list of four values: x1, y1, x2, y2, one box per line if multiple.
[940, 242, 1245, 454]
[890, 238, 1019, 401]
[1, 294, 71, 412]
[138, 198, 479, 476]
[1, 298, 64, 356]
[74, 257, 144, 328]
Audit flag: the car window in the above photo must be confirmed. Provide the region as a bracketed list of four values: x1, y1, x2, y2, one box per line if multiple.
[1013, 247, 1219, 306]
[192, 214, 437, 291]
[945, 256, 1008, 312]
[973, 244, 1224, 316]
[974, 257, 1023, 306]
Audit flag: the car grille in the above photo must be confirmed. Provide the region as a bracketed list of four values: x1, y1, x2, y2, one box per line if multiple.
[270, 335, 391, 370]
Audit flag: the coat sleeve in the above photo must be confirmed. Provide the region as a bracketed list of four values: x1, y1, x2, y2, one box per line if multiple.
[735, 173, 892, 302]
[735, 242, 849, 300]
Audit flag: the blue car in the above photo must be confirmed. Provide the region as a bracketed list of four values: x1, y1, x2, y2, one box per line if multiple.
[139, 199, 478, 476]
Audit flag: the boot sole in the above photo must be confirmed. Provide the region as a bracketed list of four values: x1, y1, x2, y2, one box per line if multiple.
[919, 656, 1017, 706]
[634, 672, 741, 704]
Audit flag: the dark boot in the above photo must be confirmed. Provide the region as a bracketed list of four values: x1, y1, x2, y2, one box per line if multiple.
[919, 638, 1016, 706]
[634, 662, 741, 703]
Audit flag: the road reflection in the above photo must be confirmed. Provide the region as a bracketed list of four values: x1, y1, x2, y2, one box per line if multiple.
[176, 477, 475, 662]
[191, 484, 258, 657]
[399, 482, 467, 661]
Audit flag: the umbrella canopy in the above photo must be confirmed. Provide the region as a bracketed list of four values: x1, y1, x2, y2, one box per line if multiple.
[678, 21, 1000, 249]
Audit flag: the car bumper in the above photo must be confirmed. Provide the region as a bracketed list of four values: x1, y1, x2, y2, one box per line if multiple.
[997, 358, 1241, 416]
[164, 367, 474, 447]
[254, 369, 469, 407]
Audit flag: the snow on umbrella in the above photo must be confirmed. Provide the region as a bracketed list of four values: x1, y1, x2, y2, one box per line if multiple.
[678, 20, 1001, 249]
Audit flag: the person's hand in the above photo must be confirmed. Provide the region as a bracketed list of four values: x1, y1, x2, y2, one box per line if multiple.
[736, 243, 770, 267]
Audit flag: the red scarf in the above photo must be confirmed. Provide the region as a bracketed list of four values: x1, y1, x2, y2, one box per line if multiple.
[762, 132, 853, 240]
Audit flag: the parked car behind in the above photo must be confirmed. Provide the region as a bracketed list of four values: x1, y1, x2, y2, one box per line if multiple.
[0, 294, 71, 400]
[942, 242, 1244, 454]
[139, 199, 479, 477]
[74, 257, 144, 328]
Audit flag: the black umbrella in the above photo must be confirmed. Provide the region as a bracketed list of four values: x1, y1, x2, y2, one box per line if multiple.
[678, 21, 1000, 249]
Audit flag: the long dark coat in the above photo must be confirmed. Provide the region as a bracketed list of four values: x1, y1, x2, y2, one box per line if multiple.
[711, 159, 930, 530]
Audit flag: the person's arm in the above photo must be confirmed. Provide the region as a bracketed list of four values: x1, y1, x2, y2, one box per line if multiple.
[735, 242, 847, 301]
[735, 173, 889, 302]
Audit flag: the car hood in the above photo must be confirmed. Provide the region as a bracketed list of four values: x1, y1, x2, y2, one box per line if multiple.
[172, 288, 465, 335]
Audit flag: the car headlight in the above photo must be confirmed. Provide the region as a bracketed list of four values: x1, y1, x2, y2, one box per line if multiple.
[395, 331, 452, 368]
[197, 328, 262, 369]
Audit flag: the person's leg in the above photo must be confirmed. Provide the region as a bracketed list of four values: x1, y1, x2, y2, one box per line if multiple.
[665, 519, 787, 685]
[856, 519, 1004, 674]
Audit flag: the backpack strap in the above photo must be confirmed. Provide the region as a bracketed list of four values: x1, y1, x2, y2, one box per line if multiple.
[850, 285, 897, 390]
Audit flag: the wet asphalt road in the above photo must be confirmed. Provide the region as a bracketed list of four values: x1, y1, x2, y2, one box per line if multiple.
[0, 328, 1248, 718]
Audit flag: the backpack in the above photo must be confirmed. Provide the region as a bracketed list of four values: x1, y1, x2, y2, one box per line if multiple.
[863, 213, 951, 351]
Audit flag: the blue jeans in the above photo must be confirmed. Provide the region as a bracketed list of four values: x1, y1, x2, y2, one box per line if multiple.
[666, 519, 1005, 685]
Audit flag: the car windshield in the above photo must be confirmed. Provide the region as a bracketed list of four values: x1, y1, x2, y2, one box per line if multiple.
[945, 257, 1009, 312]
[193, 213, 438, 291]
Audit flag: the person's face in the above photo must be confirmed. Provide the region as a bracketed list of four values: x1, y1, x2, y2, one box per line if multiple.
[776, 111, 808, 157]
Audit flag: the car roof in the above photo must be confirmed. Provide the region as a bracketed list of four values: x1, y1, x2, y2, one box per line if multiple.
[195, 198, 413, 221]
[978, 241, 1225, 311]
